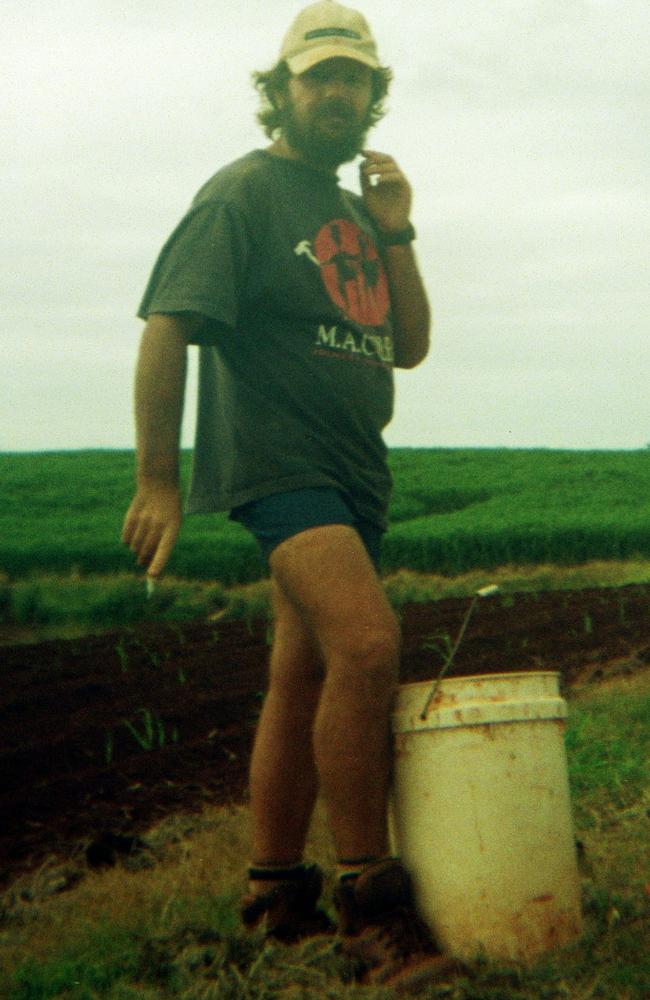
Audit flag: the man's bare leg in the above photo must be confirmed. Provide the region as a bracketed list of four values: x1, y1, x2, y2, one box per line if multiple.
[269, 524, 400, 861]
[248, 579, 324, 865]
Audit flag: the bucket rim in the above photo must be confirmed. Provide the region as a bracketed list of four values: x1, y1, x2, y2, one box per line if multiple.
[399, 670, 560, 690]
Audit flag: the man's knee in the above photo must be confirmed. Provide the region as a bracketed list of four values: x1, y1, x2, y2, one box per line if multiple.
[351, 620, 400, 668]
[325, 614, 400, 700]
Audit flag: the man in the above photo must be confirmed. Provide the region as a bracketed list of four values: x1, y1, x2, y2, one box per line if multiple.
[122, 1, 455, 989]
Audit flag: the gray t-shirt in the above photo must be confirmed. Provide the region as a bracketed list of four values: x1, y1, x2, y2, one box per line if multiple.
[138, 149, 395, 528]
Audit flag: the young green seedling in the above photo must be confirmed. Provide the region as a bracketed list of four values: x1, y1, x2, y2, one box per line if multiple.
[420, 584, 500, 720]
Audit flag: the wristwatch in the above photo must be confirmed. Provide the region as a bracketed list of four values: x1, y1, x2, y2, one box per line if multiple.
[380, 222, 416, 246]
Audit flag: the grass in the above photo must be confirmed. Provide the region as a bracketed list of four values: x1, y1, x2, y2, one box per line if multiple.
[5, 447, 650, 637]
[2, 448, 649, 991]
[4, 448, 650, 584]
[566, 690, 650, 823]
[3, 559, 650, 642]
[1, 677, 648, 1000]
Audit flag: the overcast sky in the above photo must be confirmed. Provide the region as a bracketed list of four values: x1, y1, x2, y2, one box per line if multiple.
[3, 0, 649, 453]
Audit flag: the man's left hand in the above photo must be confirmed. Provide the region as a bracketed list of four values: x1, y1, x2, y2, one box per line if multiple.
[360, 149, 412, 235]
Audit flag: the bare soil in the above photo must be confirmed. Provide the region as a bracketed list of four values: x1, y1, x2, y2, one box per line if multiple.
[2, 584, 650, 888]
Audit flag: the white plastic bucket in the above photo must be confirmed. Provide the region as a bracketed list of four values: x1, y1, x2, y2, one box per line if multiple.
[391, 672, 582, 963]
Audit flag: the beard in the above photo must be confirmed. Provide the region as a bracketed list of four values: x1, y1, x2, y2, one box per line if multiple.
[280, 97, 372, 169]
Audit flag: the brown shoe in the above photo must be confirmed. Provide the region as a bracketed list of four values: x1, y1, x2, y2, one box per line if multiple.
[241, 863, 335, 944]
[334, 859, 463, 992]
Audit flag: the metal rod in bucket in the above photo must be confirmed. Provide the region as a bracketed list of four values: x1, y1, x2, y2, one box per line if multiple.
[420, 584, 500, 721]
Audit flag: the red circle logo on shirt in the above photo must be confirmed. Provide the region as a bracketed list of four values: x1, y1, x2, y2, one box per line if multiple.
[313, 219, 390, 327]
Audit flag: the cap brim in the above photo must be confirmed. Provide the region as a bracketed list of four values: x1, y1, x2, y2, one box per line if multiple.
[286, 45, 379, 76]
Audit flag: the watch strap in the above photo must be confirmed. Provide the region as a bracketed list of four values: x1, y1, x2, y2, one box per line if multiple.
[379, 222, 416, 246]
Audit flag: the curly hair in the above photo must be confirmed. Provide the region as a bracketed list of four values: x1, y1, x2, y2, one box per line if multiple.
[252, 61, 393, 138]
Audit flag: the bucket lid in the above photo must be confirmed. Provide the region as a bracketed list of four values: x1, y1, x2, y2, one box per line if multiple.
[392, 671, 567, 733]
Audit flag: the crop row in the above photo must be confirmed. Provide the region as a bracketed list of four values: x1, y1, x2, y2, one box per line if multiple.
[2, 447, 650, 581]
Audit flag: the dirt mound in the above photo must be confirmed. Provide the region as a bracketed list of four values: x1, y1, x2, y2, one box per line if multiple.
[2, 584, 650, 886]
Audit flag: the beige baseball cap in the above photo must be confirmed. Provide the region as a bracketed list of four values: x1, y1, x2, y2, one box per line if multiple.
[279, 1, 380, 76]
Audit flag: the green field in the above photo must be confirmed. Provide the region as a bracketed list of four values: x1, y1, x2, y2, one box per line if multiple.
[3, 447, 650, 584]
[1, 449, 649, 995]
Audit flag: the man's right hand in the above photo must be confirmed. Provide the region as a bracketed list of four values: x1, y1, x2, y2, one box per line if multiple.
[122, 313, 196, 579]
[121, 482, 183, 579]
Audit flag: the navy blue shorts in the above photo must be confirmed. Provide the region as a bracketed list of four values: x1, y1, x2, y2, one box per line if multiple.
[230, 487, 384, 570]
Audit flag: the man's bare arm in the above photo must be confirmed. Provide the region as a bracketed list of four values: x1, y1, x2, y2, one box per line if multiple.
[359, 149, 431, 370]
[121, 312, 202, 577]
[383, 243, 431, 369]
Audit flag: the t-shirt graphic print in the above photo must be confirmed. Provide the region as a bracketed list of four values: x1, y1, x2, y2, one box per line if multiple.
[312, 218, 390, 328]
